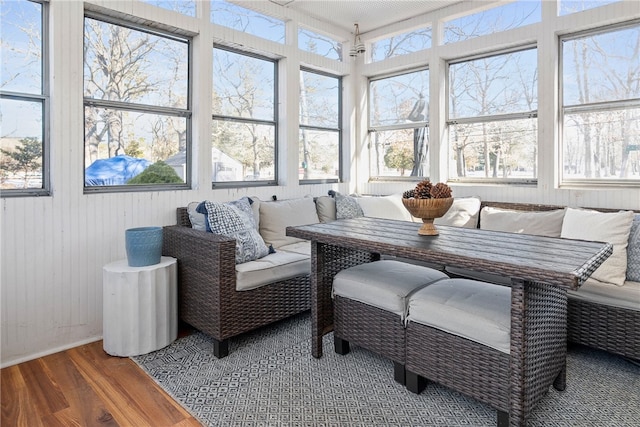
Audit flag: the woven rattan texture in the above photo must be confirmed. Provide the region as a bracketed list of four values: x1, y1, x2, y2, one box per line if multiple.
[162, 208, 311, 354]
[334, 296, 406, 363]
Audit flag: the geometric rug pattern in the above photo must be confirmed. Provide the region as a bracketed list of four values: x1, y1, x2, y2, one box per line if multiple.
[133, 313, 640, 426]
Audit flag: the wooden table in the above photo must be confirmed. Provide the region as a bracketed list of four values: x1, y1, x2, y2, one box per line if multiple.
[287, 217, 612, 425]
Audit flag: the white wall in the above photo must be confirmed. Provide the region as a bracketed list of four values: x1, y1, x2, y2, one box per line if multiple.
[1, 0, 639, 367]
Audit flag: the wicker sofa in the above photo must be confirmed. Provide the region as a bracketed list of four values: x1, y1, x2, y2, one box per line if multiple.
[452, 201, 640, 362]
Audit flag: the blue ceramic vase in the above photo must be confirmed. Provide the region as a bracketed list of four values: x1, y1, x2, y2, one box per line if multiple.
[125, 226, 163, 267]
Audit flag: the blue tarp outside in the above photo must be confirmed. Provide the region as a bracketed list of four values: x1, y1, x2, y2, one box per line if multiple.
[84, 155, 151, 186]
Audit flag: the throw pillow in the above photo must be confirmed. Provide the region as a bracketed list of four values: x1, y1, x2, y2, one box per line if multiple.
[204, 198, 269, 264]
[560, 208, 635, 287]
[334, 192, 363, 220]
[187, 201, 206, 231]
[315, 196, 337, 223]
[480, 207, 566, 237]
[357, 194, 413, 222]
[626, 214, 640, 282]
[259, 197, 320, 249]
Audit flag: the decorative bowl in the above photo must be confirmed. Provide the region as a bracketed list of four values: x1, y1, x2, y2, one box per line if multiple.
[401, 197, 454, 235]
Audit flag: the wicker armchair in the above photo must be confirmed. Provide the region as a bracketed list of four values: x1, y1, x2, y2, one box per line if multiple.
[161, 208, 311, 358]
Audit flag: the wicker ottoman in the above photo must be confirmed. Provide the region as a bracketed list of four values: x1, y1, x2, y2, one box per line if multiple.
[405, 278, 512, 426]
[333, 260, 448, 384]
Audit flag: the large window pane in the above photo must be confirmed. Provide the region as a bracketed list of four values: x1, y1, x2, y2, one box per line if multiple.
[1, 0, 46, 195]
[298, 27, 342, 61]
[443, 1, 540, 44]
[84, 18, 188, 109]
[562, 26, 640, 106]
[300, 70, 339, 128]
[212, 48, 277, 185]
[561, 23, 640, 182]
[0, 99, 44, 189]
[370, 128, 429, 177]
[211, 120, 275, 182]
[370, 69, 428, 127]
[447, 48, 538, 182]
[213, 49, 275, 121]
[449, 118, 537, 179]
[299, 130, 339, 180]
[449, 49, 537, 119]
[1, 0, 42, 95]
[84, 16, 191, 189]
[211, 1, 285, 43]
[371, 27, 431, 62]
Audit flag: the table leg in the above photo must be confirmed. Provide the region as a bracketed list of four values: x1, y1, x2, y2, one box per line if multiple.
[509, 279, 568, 426]
[310, 241, 380, 358]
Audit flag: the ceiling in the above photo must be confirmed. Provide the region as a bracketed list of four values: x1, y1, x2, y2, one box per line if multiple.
[267, 0, 463, 34]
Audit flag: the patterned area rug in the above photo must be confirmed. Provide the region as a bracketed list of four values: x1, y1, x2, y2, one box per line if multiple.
[133, 313, 640, 426]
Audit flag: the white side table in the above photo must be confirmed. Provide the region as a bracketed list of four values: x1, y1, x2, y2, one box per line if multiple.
[103, 256, 178, 356]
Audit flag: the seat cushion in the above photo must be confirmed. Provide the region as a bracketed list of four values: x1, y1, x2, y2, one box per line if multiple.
[235, 251, 310, 291]
[333, 260, 448, 320]
[568, 279, 640, 311]
[408, 278, 511, 354]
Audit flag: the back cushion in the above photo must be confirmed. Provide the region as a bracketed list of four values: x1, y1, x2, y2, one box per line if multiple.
[480, 207, 566, 237]
[357, 194, 413, 222]
[315, 196, 336, 223]
[561, 208, 634, 287]
[435, 197, 481, 228]
[259, 197, 320, 249]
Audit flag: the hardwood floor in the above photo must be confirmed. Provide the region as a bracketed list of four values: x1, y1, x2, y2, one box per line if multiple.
[1, 340, 201, 427]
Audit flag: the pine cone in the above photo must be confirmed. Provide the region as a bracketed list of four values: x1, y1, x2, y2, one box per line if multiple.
[403, 189, 415, 199]
[414, 180, 433, 199]
[430, 182, 452, 199]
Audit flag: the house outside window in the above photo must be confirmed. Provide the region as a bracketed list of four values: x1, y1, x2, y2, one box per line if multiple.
[1, 0, 48, 196]
[561, 22, 640, 184]
[369, 68, 429, 179]
[447, 47, 538, 182]
[83, 15, 191, 191]
[299, 68, 341, 182]
[212, 47, 277, 185]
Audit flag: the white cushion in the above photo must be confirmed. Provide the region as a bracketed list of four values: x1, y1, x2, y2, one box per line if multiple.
[259, 197, 320, 249]
[333, 260, 448, 320]
[480, 207, 566, 237]
[357, 194, 413, 222]
[278, 241, 311, 256]
[408, 278, 511, 354]
[568, 279, 640, 311]
[187, 201, 206, 230]
[235, 251, 310, 291]
[561, 208, 635, 287]
[315, 196, 336, 223]
[434, 196, 481, 228]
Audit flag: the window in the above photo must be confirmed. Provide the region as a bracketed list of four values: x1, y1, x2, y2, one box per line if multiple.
[370, 27, 431, 62]
[559, 0, 620, 16]
[83, 15, 190, 191]
[212, 47, 277, 185]
[561, 23, 640, 183]
[299, 69, 341, 182]
[443, 0, 540, 44]
[448, 47, 538, 181]
[211, 0, 285, 43]
[1, 0, 48, 196]
[298, 27, 342, 61]
[369, 69, 429, 178]
[143, 0, 196, 16]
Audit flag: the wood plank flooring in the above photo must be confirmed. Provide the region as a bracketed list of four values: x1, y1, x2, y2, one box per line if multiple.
[1, 340, 201, 427]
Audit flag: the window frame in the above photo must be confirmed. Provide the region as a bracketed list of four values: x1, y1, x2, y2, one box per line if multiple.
[299, 67, 342, 184]
[1, 0, 50, 198]
[211, 45, 279, 188]
[559, 21, 640, 187]
[446, 44, 539, 184]
[82, 12, 192, 194]
[368, 67, 430, 181]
